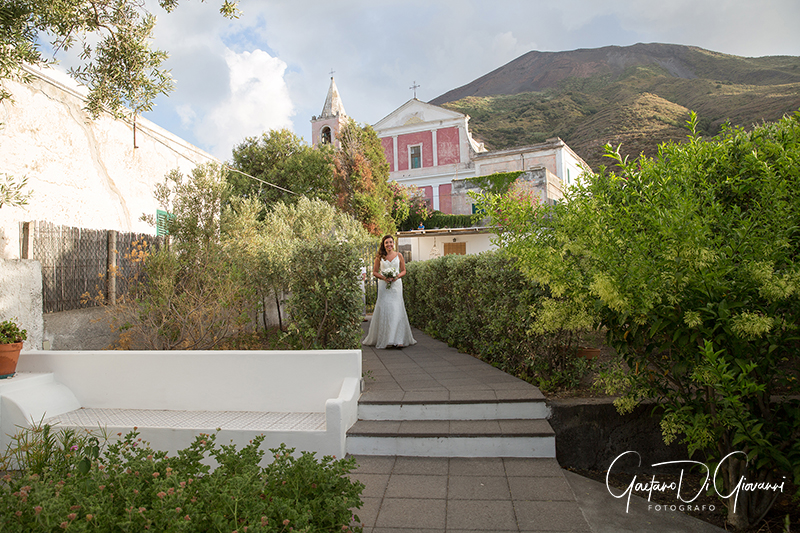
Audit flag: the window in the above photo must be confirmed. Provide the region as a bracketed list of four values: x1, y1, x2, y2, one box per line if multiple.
[410, 145, 421, 169]
[321, 126, 332, 145]
[443, 242, 466, 256]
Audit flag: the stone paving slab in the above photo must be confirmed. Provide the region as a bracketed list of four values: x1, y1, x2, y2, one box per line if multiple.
[348, 455, 592, 533]
[356, 322, 726, 532]
[361, 326, 543, 397]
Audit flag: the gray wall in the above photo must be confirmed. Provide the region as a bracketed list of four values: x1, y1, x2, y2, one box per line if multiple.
[0, 259, 43, 350]
[43, 307, 119, 350]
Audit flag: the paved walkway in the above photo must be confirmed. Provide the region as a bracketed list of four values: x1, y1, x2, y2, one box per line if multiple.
[349, 321, 727, 533]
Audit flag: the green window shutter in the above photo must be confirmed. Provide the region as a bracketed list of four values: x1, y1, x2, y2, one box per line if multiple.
[156, 210, 174, 236]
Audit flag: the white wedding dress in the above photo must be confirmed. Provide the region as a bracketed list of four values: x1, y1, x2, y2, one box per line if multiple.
[362, 255, 417, 349]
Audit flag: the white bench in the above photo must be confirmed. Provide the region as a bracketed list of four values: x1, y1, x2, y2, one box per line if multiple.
[2, 350, 362, 462]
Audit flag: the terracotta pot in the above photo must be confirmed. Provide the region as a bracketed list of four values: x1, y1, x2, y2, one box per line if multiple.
[576, 347, 601, 360]
[0, 342, 23, 379]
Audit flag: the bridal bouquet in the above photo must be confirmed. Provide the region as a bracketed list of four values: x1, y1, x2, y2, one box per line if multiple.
[381, 266, 399, 289]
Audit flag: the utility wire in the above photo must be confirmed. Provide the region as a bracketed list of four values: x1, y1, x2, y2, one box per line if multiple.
[223, 165, 300, 196]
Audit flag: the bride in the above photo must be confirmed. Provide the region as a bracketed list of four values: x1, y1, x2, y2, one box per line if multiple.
[362, 235, 417, 349]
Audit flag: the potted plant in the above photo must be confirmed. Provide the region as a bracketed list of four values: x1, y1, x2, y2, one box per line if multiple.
[0, 319, 27, 379]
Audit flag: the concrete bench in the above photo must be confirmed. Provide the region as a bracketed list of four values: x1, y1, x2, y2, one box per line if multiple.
[1, 349, 362, 462]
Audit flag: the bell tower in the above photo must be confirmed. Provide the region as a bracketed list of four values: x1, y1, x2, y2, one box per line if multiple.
[311, 76, 348, 149]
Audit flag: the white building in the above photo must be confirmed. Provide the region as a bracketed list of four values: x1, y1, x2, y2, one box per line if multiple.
[0, 65, 218, 259]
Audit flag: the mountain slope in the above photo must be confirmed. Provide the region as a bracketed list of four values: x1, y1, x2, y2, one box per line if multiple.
[432, 43, 800, 170]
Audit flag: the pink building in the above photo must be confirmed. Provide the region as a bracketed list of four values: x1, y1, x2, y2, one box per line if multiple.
[373, 98, 589, 214]
[311, 81, 590, 215]
[310, 77, 348, 149]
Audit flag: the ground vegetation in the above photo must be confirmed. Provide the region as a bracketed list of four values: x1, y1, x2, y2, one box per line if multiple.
[0, 423, 363, 532]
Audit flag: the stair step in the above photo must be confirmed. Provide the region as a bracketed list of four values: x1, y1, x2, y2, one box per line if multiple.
[348, 418, 553, 438]
[358, 399, 549, 421]
[346, 419, 555, 458]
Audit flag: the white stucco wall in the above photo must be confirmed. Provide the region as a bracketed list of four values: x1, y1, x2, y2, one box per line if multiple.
[2, 349, 362, 460]
[399, 232, 497, 262]
[0, 66, 218, 259]
[0, 259, 43, 350]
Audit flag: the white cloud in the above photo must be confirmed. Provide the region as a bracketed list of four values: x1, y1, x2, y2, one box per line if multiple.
[137, 0, 800, 156]
[191, 48, 294, 159]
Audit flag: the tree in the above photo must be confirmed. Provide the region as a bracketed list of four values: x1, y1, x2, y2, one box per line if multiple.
[0, 0, 239, 117]
[259, 197, 374, 333]
[332, 119, 395, 236]
[479, 111, 800, 530]
[228, 129, 335, 213]
[388, 180, 431, 231]
[0, 173, 31, 208]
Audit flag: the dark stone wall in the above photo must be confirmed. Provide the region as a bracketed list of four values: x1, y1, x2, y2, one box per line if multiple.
[548, 397, 691, 473]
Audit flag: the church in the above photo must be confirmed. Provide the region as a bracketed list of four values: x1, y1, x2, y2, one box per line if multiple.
[310, 77, 590, 216]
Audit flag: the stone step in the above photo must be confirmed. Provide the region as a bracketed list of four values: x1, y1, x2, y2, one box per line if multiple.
[346, 418, 556, 458]
[358, 399, 549, 421]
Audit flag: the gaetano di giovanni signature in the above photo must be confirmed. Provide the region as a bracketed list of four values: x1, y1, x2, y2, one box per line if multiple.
[606, 451, 786, 514]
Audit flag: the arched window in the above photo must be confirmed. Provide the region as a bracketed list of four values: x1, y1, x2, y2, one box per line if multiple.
[321, 126, 332, 145]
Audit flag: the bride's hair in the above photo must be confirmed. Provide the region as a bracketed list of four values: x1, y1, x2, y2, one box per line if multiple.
[378, 235, 394, 259]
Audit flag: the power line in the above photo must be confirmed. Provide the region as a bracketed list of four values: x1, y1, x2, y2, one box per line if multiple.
[223, 165, 300, 196]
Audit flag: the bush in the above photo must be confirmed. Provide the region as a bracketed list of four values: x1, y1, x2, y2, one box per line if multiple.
[404, 252, 593, 390]
[0, 425, 364, 532]
[112, 168, 374, 350]
[115, 163, 259, 349]
[287, 240, 364, 350]
[398, 211, 478, 231]
[478, 111, 800, 529]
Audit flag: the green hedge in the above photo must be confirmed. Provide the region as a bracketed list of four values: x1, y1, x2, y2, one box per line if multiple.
[287, 240, 364, 349]
[405, 251, 592, 390]
[399, 211, 479, 231]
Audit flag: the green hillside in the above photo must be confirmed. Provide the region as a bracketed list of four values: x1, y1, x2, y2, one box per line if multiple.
[436, 45, 800, 170]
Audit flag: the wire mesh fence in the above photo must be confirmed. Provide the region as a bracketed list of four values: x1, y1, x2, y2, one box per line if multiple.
[25, 221, 161, 313]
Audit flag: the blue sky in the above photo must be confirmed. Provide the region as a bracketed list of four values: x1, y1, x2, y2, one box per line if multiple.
[81, 0, 800, 160]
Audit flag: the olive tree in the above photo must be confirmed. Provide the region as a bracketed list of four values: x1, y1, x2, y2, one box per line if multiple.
[1, 0, 238, 116]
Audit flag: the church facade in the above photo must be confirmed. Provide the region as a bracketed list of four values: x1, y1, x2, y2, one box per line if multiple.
[311, 79, 590, 215]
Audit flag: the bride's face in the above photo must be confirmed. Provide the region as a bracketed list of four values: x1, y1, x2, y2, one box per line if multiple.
[384, 238, 394, 253]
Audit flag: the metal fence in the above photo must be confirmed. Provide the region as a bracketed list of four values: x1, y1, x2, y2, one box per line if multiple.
[21, 221, 161, 313]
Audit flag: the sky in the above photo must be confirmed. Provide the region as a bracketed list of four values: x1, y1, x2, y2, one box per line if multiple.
[58, 0, 800, 160]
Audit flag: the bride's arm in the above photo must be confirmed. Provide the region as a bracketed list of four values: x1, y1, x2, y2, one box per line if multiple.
[397, 254, 407, 278]
[373, 255, 385, 280]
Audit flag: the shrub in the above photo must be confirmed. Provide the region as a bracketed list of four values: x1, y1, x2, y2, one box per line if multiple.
[287, 240, 364, 350]
[117, 170, 373, 350]
[0, 425, 364, 532]
[404, 252, 592, 390]
[398, 211, 479, 231]
[114, 163, 259, 349]
[478, 111, 800, 529]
